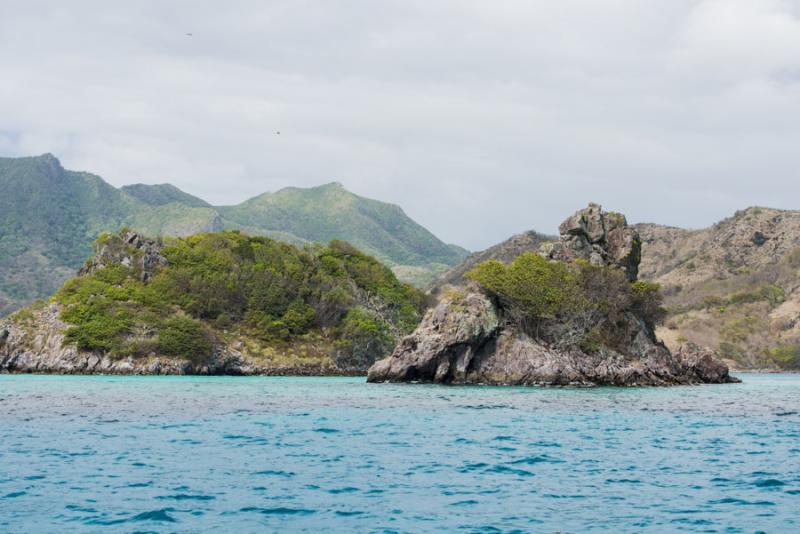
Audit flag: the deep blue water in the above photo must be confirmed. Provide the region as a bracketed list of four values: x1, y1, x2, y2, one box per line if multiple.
[0, 374, 798, 533]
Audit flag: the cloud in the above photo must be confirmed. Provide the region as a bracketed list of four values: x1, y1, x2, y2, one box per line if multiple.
[1, 0, 799, 250]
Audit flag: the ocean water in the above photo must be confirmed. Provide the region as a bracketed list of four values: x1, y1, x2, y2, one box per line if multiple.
[0, 375, 798, 533]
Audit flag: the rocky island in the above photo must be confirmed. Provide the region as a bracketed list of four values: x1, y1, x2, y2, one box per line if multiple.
[368, 204, 738, 386]
[0, 230, 426, 375]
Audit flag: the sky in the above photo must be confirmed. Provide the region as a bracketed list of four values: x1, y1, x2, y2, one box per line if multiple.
[1, 0, 799, 251]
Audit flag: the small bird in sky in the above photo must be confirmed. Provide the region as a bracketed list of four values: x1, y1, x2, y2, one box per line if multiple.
[276, 131, 281, 135]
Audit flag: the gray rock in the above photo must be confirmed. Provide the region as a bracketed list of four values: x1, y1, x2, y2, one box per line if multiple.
[551, 203, 641, 281]
[79, 231, 167, 282]
[368, 288, 738, 386]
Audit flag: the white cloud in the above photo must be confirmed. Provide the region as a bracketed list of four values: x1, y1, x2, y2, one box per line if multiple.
[1, 0, 799, 249]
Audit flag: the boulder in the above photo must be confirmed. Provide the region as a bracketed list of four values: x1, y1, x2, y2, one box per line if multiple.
[368, 289, 499, 383]
[550, 203, 641, 281]
[673, 342, 736, 384]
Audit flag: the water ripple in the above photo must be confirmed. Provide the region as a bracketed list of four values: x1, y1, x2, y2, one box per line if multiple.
[0, 373, 798, 532]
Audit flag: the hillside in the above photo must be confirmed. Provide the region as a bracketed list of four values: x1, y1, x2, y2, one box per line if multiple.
[0, 231, 426, 374]
[634, 207, 800, 370]
[218, 182, 468, 272]
[120, 183, 211, 208]
[0, 154, 468, 314]
[0, 155, 222, 315]
[432, 205, 800, 371]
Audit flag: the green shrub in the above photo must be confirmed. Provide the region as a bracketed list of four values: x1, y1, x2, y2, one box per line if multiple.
[51, 230, 424, 362]
[156, 315, 214, 361]
[467, 252, 667, 353]
[630, 280, 667, 328]
[466, 253, 578, 325]
[769, 344, 800, 368]
[333, 308, 395, 369]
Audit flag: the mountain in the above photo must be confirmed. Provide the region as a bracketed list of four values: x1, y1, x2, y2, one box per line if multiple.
[218, 182, 468, 269]
[0, 155, 222, 315]
[635, 207, 800, 370]
[0, 154, 468, 315]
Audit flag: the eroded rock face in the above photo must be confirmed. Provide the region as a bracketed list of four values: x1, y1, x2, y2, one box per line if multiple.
[368, 204, 737, 387]
[672, 342, 734, 384]
[549, 203, 641, 281]
[367, 290, 499, 383]
[79, 231, 167, 282]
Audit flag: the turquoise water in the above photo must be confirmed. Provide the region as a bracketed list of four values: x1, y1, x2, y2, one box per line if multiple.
[0, 375, 798, 533]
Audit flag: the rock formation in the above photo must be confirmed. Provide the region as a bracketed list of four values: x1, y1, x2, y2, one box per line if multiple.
[79, 231, 166, 282]
[548, 202, 641, 281]
[368, 204, 738, 386]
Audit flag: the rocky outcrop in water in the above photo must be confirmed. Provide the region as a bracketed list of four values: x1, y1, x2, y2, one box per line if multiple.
[368, 204, 738, 386]
[367, 287, 737, 386]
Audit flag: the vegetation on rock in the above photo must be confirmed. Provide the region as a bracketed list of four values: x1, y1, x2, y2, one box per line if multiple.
[52, 231, 426, 369]
[466, 252, 665, 353]
[369, 204, 734, 387]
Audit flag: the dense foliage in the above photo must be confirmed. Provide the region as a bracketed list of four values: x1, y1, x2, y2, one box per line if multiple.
[466, 252, 665, 353]
[55, 231, 426, 366]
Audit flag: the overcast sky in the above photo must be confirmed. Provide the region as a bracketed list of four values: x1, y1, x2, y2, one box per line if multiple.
[1, 1, 799, 250]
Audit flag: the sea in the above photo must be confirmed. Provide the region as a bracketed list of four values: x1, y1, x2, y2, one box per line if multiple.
[0, 374, 798, 533]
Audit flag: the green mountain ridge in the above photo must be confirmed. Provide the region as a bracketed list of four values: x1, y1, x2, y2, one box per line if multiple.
[120, 183, 212, 208]
[218, 182, 468, 268]
[0, 154, 469, 315]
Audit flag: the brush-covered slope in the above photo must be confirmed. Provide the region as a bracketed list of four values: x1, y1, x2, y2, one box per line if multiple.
[0, 154, 468, 314]
[218, 182, 468, 271]
[635, 207, 800, 370]
[0, 230, 427, 374]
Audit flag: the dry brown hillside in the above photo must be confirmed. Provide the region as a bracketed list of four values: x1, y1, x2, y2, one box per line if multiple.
[635, 207, 800, 370]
